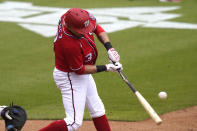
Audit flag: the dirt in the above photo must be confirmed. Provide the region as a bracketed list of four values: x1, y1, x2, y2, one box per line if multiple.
[0, 106, 197, 131]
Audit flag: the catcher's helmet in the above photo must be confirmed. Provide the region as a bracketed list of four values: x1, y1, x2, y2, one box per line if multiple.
[1, 105, 27, 131]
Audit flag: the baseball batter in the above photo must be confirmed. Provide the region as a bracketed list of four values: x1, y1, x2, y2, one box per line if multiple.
[39, 8, 122, 131]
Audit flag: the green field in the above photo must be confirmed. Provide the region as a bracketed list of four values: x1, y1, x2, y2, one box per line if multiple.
[0, 0, 197, 121]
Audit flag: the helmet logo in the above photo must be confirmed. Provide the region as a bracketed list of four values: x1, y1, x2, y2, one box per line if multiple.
[84, 20, 89, 27]
[89, 13, 96, 20]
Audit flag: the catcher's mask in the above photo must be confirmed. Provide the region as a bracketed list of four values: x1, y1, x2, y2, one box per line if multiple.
[1, 105, 27, 131]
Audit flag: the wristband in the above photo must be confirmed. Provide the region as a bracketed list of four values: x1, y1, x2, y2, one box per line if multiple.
[96, 65, 107, 72]
[104, 42, 112, 51]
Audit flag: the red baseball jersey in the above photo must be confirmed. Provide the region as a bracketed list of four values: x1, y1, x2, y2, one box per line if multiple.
[54, 13, 105, 74]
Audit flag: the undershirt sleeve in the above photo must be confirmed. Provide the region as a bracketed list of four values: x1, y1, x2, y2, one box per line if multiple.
[94, 24, 105, 36]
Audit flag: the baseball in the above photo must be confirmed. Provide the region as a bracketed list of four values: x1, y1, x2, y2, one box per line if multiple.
[158, 91, 167, 99]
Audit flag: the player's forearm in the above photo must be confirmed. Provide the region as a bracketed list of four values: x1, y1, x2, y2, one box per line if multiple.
[98, 32, 120, 63]
[83, 65, 97, 74]
[98, 32, 114, 51]
[98, 32, 110, 44]
[83, 65, 107, 74]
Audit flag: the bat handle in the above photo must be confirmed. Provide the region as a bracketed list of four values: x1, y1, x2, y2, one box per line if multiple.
[118, 71, 137, 93]
[111, 62, 137, 92]
[111, 62, 126, 81]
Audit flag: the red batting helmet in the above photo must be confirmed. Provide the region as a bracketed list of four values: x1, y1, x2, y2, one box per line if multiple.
[64, 8, 96, 35]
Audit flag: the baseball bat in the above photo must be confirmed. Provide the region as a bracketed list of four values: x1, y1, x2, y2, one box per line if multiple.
[117, 70, 162, 124]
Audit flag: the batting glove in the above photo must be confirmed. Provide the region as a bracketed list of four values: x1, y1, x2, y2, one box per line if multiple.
[106, 62, 123, 72]
[107, 48, 120, 63]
